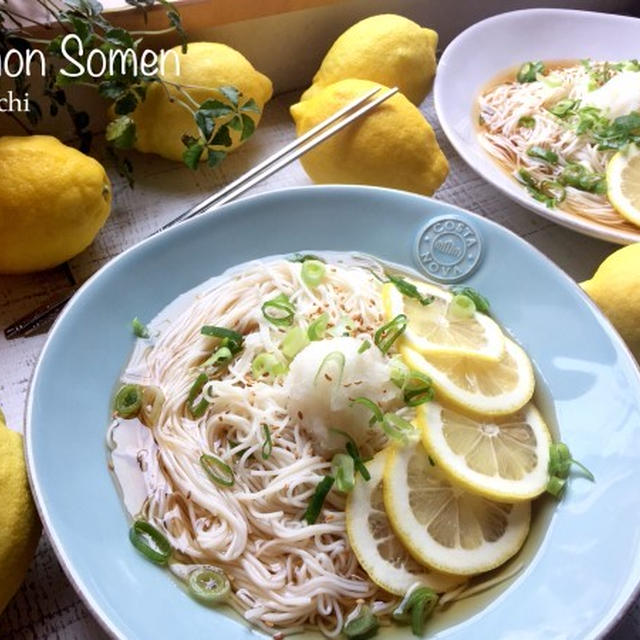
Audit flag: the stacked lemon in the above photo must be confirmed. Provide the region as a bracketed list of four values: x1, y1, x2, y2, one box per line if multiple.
[346, 278, 552, 593]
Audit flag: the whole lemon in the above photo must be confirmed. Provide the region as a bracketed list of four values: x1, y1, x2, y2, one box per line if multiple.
[0, 410, 41, 613]
[126, 42, 273, 162]
[582, 243, 640, 360]
[290, 79, 448, 196]
[0, 136, 111, 274]
[301, 14, 438, 105]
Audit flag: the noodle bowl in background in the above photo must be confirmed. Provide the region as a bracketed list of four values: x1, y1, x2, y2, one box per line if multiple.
[477, 58, 640, 232]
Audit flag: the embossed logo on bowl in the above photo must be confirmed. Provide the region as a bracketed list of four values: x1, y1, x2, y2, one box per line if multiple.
[414, 215, 482, 283]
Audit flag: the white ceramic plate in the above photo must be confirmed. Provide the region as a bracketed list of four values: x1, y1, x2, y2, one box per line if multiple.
[434, 8, 640, 245]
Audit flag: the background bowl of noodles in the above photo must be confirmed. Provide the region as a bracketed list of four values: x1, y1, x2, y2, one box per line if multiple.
[26, 185, 640, 639]
[434, 8, 640, 245]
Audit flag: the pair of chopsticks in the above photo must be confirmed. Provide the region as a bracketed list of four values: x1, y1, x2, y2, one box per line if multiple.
[4, 86, 398, 339]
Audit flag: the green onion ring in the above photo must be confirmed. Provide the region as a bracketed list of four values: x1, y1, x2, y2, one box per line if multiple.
[374, 314, 407, 353]
[331, 453, 355, 493]
[115, 384, 143, 418]
[307, 313, 329, 341]
[200, 326, 244, 353]
[403, 371, 435, 407]
[344, 605, 379, 638]
[188, 566, 230, 603]
[314, 351, 346, 386]
[301, 260, 326, 288]
[448, 294, 476, 320]
[187, 373, 209, 418]
[200, 453, 234, 487]
[261, 293, 295, 326]
[383, 413, 419, 445]
[261, 424, 273, 460]
[129, 520, 172, 565]
[251, 353, 287, 380]
[351, 396, 383, 425]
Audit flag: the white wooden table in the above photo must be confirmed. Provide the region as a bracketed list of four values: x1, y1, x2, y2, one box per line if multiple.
[0, 91, 637, 639]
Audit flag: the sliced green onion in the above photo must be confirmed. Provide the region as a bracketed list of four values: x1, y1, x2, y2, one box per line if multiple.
[374, 314, 407, 353]
[516, 60, 545, 83]
[358, 340, 371, 354]
[187, 373, 209, 418]
[559, 163, 607, 194]
[314, 351, 346, 386]
[303, 476, 335, 524]
[329, 315, 354, 337]
[346, 441, 371, 481]
[393, 587, 439, 636]
[251, 353, 287, 381]
[200, 326, 244, 354]
[546, 475, 566, 498]
[132, 317, 149, 338]
[450, 286, 490, 314]
[548, 442, 595, 481]
[301, 260, 326, 288]
[351, 396, 383, 425]
[548, 99, 578, 118]
[200, 453, 234, 487]
[403, 371, 435, 407]
[448, 294, 476, 320]
[331, 453, 355, 493]
[390, 356, 410, 388]
[344, 605, 379, 639]
[202, 346, 233, 368]
[140, 385, 165, 427]
[115, 384, 143, 418]
[129, 520, 171, 565]
[518, 115, 535, 128]
[527, 145, 558, 164]
[188, 566, 230, 603]
[386, 273, 433, 306]
[281, 326, 309, 360]
[308, 313, 329, 341]
[383, 413, 419, 445]
[262, 293, 295, 327]
[540, 180, 567, 204]
[261, 424, 273, 460]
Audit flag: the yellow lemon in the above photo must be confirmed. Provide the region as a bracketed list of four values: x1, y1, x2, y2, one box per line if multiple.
[301, 14, 438, 105]
[0, 410, 41, 612]
[0, 135, 112, 274]
[606, 145, 640, 226]
[125, 43, 272, 162]
[581, 243, 640, 359]
[290, 79, 448, 196]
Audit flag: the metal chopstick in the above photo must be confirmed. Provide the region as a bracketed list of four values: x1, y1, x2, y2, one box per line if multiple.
[4, 86, 398, 340]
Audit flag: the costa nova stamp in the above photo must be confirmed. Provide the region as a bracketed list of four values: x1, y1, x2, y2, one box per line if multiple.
[414, 214, 483, 283]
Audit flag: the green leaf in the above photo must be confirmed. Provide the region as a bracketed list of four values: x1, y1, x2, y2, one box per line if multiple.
[114, 92, 138, 115]
[195, 100, 234, 139]
[207, 150, 227, 168]
[240, 114, 255, 141]
[105, 27, 135, 48]
[181, 134, 200, 148]
[210, 125, 233, 147]
[219, 85, 240, 107]
[106, 115, 136, 149]
[183, 143, 205, 169]
[228, 115, 242, 131]
[240, 98, 261, 114]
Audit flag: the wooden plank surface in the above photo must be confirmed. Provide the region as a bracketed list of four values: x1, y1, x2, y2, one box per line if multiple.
[0, 90, 637, 638]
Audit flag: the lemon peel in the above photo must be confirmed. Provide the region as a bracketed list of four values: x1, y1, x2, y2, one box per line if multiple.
[301, 14, 438, 105]
[0, 135, 111, 274]
[0, 412, 41, 612]
[290, 78, 448, 196]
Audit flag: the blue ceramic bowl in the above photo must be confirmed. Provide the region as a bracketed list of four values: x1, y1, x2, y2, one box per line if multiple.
[26, 186, 640, 639]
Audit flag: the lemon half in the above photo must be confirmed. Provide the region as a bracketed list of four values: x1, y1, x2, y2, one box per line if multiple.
[382, 281, 504, 361]
[607, 145, 640, 226]
[384, 442, 530, 575]
[418, 402, 551, 502]
[346, 450, 465, 595]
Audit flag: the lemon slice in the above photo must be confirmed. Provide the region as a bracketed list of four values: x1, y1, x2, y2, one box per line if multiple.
[400, 337, 534, 416]
[418, 402, 551, 501]
[384, 442, 530, 575]
[346, 450, 465, 595]
[607, 144, 640, 226]
[382, 281, 504, 361]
